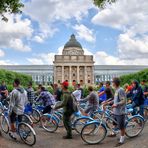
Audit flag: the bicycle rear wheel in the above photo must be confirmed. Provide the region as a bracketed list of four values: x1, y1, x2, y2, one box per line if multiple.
[18, 122, 36, 146]
[41, 114, 58, 132]
[0, 114, 9, 134]
[21, 114, 33, 127]
[31, 109, 41, 124]
[81, 122, 107, 145]
[125, 115, 144, 138]
[74, 117, 93, 134]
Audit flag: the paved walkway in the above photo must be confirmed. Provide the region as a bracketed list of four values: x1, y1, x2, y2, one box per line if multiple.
[0, 123, 148, 148]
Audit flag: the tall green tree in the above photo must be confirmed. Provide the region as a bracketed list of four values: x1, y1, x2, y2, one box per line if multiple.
[93, 0, 117, 8]
[0, 0, 24, 21]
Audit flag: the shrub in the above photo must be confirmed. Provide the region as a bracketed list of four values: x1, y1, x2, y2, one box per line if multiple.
[120, 69, 148, 85]
[0, 69, 32, 89]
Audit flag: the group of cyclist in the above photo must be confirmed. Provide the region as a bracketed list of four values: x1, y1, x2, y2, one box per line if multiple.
[0, 78, 147, 147]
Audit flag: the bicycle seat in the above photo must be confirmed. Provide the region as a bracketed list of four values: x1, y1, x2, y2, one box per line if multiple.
[126, 108, 133, 113]
[74, 111, 81, 117]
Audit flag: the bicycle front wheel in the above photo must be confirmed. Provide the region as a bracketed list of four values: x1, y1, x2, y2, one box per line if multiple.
[0, 114, 9, 134]
[125, 115, 144, 138]
[81, 121, 107, 145]
[41, 114, 58, 133]
[18, 122, 36, 146]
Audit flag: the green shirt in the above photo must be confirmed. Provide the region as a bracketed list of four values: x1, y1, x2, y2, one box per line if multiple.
[55, 91, 73, 113]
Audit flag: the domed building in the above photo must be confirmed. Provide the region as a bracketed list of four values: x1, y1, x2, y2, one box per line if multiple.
[53, 34, 94, 84]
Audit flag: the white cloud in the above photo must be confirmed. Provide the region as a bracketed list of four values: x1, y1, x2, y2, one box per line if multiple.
[118, 33, 148, 59]
[27, 45, 64, 65]
[24, 0, 94, 40]
[73, 24, 96, 42]
[24, 0, 94, 23]
[0, 49, 5, 57]
[27, 58, 44, 65]
[10, 39, 31, 52]
[92, 0, 148, 65]
[0, 60, 18, 65]
[0, 14, 33, 52]
[94, 51, 122, 65]
[94, 50, 148, 65]
[83, 48, 93, 55]
[33, 36, 44, 43]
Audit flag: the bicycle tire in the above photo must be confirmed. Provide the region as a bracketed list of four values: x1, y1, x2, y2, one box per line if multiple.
[143, 107, 148, 122]
[125, 115, 144, 138]
[81, 121, 107, 145]
[73, 117, 93, 134]
[18, 122, 36, 146]
[31, 108, 41, 124]
[41, 114, 58, 133]
[0, 114, 9, 134]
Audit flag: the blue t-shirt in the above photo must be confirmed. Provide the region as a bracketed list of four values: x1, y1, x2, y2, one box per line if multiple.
[98, 86, 106, 101]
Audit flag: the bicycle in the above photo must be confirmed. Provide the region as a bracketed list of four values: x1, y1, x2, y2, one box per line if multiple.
[0, 104, 36, 146]
[81, 105, 145, 145]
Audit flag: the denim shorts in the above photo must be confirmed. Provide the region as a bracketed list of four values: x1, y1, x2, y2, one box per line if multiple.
[113, 114, 125, 130]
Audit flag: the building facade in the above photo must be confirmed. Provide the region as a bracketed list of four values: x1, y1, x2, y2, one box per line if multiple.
[53, 34, 94, 84]
[0, 35, 148, 85]
[94, 65, 148, 82]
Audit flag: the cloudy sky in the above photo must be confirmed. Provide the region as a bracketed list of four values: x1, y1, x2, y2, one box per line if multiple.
[0, 0, 148, 65]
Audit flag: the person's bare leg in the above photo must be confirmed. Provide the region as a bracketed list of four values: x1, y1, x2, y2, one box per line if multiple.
[10, 123, 16, 132]
[120, 128, 125, 143]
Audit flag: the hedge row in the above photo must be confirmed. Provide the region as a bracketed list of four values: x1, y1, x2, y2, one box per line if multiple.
[0, 69, 32, 92]
[120, 68, 148, 86]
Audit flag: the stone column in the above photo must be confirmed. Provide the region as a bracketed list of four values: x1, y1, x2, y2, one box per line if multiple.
[69, 66, 72, 84]
[62, 66, 64, 82]
[92, 66, 94, 84]
[84, 66, 87, 84]
[54, 66, 56, 84]
[77, 66, 79, 83]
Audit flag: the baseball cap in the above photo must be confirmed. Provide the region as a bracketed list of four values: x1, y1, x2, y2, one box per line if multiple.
[62, 81, 69, 87]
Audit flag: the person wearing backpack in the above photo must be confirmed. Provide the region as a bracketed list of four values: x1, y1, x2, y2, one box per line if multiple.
[54, 81, 74, 139]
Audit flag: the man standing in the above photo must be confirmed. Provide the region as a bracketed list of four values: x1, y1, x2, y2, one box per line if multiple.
[80, 86, 98, 116]
[127, 80, 144, 116]
[98, 82, 106, 104]
[76, 84, 84, 99]
[99, 81, 114, 102]
[37, 86, 55, 114]
[0, 81, 8, 100]
[141, 80, 148, 105]
[26, 82, 35, 106]
[54, 81, 74, 139]
[54, 84, 62, 102]
[9, 79, 28, 139]
[108, 77, 126, 147]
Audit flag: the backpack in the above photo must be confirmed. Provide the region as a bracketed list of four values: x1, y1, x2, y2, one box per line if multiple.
[71, 94, 79, 112]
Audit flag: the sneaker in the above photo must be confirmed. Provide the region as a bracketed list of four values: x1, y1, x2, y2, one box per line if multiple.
[9, 132, 17, 140]
[115, 142, 124, 147]
[63, 135, 72, 139]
